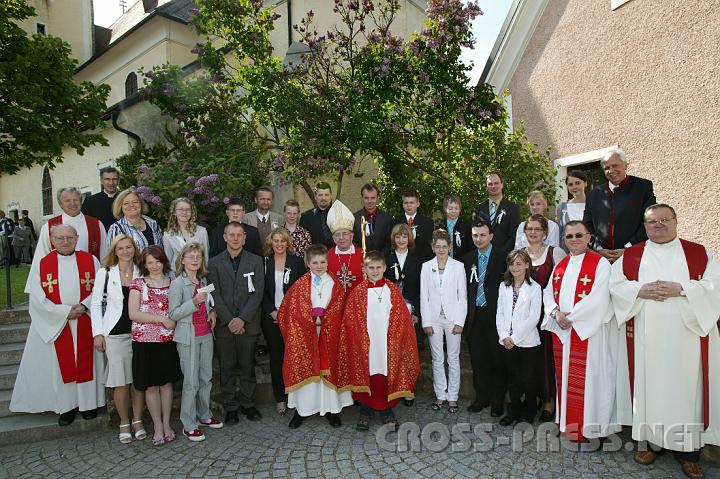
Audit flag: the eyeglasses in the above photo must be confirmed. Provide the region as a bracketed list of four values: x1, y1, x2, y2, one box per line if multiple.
[333, 232, 352, 238]
[184, 255, 202, 261]
[53, 236, 78, 242]
[645, 218, 675, 226]
[564, 233, 589, 240]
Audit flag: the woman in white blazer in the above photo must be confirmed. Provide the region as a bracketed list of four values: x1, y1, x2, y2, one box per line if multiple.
[496, 249, 542, 426]
[162, 198, 209, 277]
[420, 229, 468, 413]
[90, 234, 146, 444]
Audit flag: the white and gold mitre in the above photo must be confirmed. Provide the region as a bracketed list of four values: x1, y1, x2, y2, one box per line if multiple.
[326, 200, 355, 234]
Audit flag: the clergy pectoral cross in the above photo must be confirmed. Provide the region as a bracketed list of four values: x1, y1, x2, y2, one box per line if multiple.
[553, 273, 561, 283]
[80, 271, 94, 292]
[42, 273, 58, 293]
[338, 263, 357, 291]
[579, 274, 592, 286]
[577, 290, 588, 300]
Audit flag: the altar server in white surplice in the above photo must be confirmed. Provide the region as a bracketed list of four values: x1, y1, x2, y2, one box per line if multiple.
[610, 204, 720, 479]
[11, 224, 106, 426]
[542, 220, 620, 442]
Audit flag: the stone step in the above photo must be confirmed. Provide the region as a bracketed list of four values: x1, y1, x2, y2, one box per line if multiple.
[0, 389, 14, 418]
[0, 409, 108, 446]
[0, 307, 30, 325]
[0, 342, 24, 367]
[0, 323, 30, 345]
[0, 364, 19, 390]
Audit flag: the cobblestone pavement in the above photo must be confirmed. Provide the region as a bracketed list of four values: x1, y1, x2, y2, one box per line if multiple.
[1, 397, 717, 478]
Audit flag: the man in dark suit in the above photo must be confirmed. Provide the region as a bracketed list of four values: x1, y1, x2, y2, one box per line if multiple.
[395, 190, 435, 262]
[472, 172, 521, 253]
[207, 222, 265, 425]
[353, 183, 393, 254]
[583, 147, 656, 263]
[437, 195, 473, 259]
[209, 198, 261, 258]
[81, 166, 119, 231]
[299, 182, 334, 249]
[462, 220, 507, 416]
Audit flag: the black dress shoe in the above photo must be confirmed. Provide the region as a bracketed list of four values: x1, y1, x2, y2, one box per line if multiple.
[225, 410, 240, 425]
[490, 406, 504, 417]
[80, 408, 97, 420]
[58, 408, 78, 426]
[240, 406, 262, 421]
[288, 411, 304, 429]
[467, 402, 490, 413]
[499, 415, 519, 427]
[403, 398, 415, 407]
[326, 413, 341, 428]
[538, 410, 555, 423]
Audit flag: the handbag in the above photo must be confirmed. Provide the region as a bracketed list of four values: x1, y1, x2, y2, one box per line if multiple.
[100, 269, 110, 317]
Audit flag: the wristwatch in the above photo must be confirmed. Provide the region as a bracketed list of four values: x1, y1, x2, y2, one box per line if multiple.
[549, 307, 558, 319]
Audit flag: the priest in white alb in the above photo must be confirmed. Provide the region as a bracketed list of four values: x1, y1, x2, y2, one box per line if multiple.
[610, 204, 720, 479]
[542, 220, 620, 442]
[11, 224, 106, 426]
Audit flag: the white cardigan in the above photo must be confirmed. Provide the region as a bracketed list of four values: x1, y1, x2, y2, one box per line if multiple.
[420, 257, 468, 328]
[90, 264, 140, 337]
[496, 279, 542, 347]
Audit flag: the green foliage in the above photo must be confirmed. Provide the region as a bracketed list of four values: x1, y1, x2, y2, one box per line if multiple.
[0, 0, 110, 174]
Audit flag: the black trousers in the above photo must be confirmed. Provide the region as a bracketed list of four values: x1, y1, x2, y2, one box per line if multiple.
[503, 345, 540, 420]
[260, 313, 286, 403]
[215, 325, 259, 411]
[466, 308, 507, 408]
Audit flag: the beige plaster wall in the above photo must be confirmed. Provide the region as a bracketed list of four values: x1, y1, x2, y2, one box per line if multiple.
[507, 0, 720, 252]
[18, 0, 93, 63]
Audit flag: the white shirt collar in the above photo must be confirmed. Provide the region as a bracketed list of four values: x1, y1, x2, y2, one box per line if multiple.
[336, 244, 356, 255]
[405, 213, 417, 221]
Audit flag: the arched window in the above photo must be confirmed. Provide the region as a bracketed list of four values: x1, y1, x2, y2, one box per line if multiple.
[41, 167, 53, 216]
[125, 72, 138, 98]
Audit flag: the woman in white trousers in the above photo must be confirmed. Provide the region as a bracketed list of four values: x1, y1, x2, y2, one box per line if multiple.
[420, 229, 468, 413]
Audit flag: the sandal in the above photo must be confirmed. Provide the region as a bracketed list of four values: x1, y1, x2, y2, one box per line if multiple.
[430, 400, 447, 411]
[152, 435, 165, 447]
[119, 423, 133, 444]
[131, 419, 147, 441]
[164, 430, 176, 443]
[448, 402, 459, 414]
[276, 401, 287, 416]
[356, 415, 371, 431]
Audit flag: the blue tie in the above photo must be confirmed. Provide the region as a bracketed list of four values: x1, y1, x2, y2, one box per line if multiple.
[475, 253, 488, 307]
[313, 274, 322, 286]
[489, 202, 497, 223]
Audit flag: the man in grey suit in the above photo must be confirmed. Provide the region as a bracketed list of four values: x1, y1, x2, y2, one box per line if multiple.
[207, 222, 265, 425]
[242, 186, 283, 242]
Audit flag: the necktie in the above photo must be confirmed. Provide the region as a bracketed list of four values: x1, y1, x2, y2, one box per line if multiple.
[407, 217, 414, 226]
[475, 253, 488, 307]
[262, 216, 267, 224]
[489, 202, 497, 223]
[313, 274, 322, 286]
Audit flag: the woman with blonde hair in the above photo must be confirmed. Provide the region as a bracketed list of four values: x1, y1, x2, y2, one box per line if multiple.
[514, 191, 560, 249]
[90, 234, 146, 443]
[107, 188, 163, 252]
[261, 227, 306, 415]
[163, 197, 208, 276]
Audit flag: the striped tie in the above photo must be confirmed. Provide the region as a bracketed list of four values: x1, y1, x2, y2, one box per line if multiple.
[475, 253, 488, 307]
[489, 202, 497, 223]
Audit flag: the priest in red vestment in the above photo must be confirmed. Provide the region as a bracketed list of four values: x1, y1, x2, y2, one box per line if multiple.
[326, 200, 364, 293]
[277, 244, 352, 429]
[335, 251, 420, 431]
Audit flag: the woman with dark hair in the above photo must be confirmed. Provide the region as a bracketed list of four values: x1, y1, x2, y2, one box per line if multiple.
[262, 227, 306, 415]
[128, 245, 181, 446]
[557, 170, 588, 251]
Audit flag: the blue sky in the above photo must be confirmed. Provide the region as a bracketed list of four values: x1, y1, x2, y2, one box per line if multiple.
[93, 0, 511, 84]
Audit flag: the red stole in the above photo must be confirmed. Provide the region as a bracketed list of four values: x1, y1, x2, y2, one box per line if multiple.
[48, 214, 102, 259]
[623, 239, 710, 430]
[276, 273, 345, 392]
[334, 280, 420, 405]
[327, 247, 364, 293]
[550, 250, 602, 441]
[39, 250, 96, 384]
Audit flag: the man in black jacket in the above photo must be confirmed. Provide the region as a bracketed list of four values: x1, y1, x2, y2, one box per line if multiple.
[209, 198, 262, 258]
[437, 195, 473, 260]
[299, 182, 334, 249]
[472, 172, 521, 253]
[394, 190, 435, 262]
[463, 220, 508, 416]
[583, 147, 656, 263]
[353, 183, 393, 254]
[81, 166, 120, 231]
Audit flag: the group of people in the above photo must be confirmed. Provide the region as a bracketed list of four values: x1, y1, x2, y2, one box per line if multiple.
[0, 209, 37, 266]
[7, 150, 720, 478]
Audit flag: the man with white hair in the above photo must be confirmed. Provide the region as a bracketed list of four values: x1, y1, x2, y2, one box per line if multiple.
[11, 224, 105, 426]
[582, 147, 655, 264]
[327, 200, 364, 293]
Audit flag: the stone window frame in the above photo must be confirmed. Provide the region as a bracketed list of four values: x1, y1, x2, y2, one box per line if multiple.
[554, 145, 619, 201]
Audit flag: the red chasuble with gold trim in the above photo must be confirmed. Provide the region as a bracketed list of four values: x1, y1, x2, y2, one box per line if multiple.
[277, 273, 345, 392]
[39, 250, 96, 384]
[48, 214, 102, 259]
[333, 280, 420, 406]
[623, 239, 711, 430]
[550, 250, 602, 441]
[327, 247, 363, 293]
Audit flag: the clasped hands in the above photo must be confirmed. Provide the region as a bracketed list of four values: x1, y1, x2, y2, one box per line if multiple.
[66, 304, 87, 320]
[228, 317, 246, 335]
[637, 280, 683, 302]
